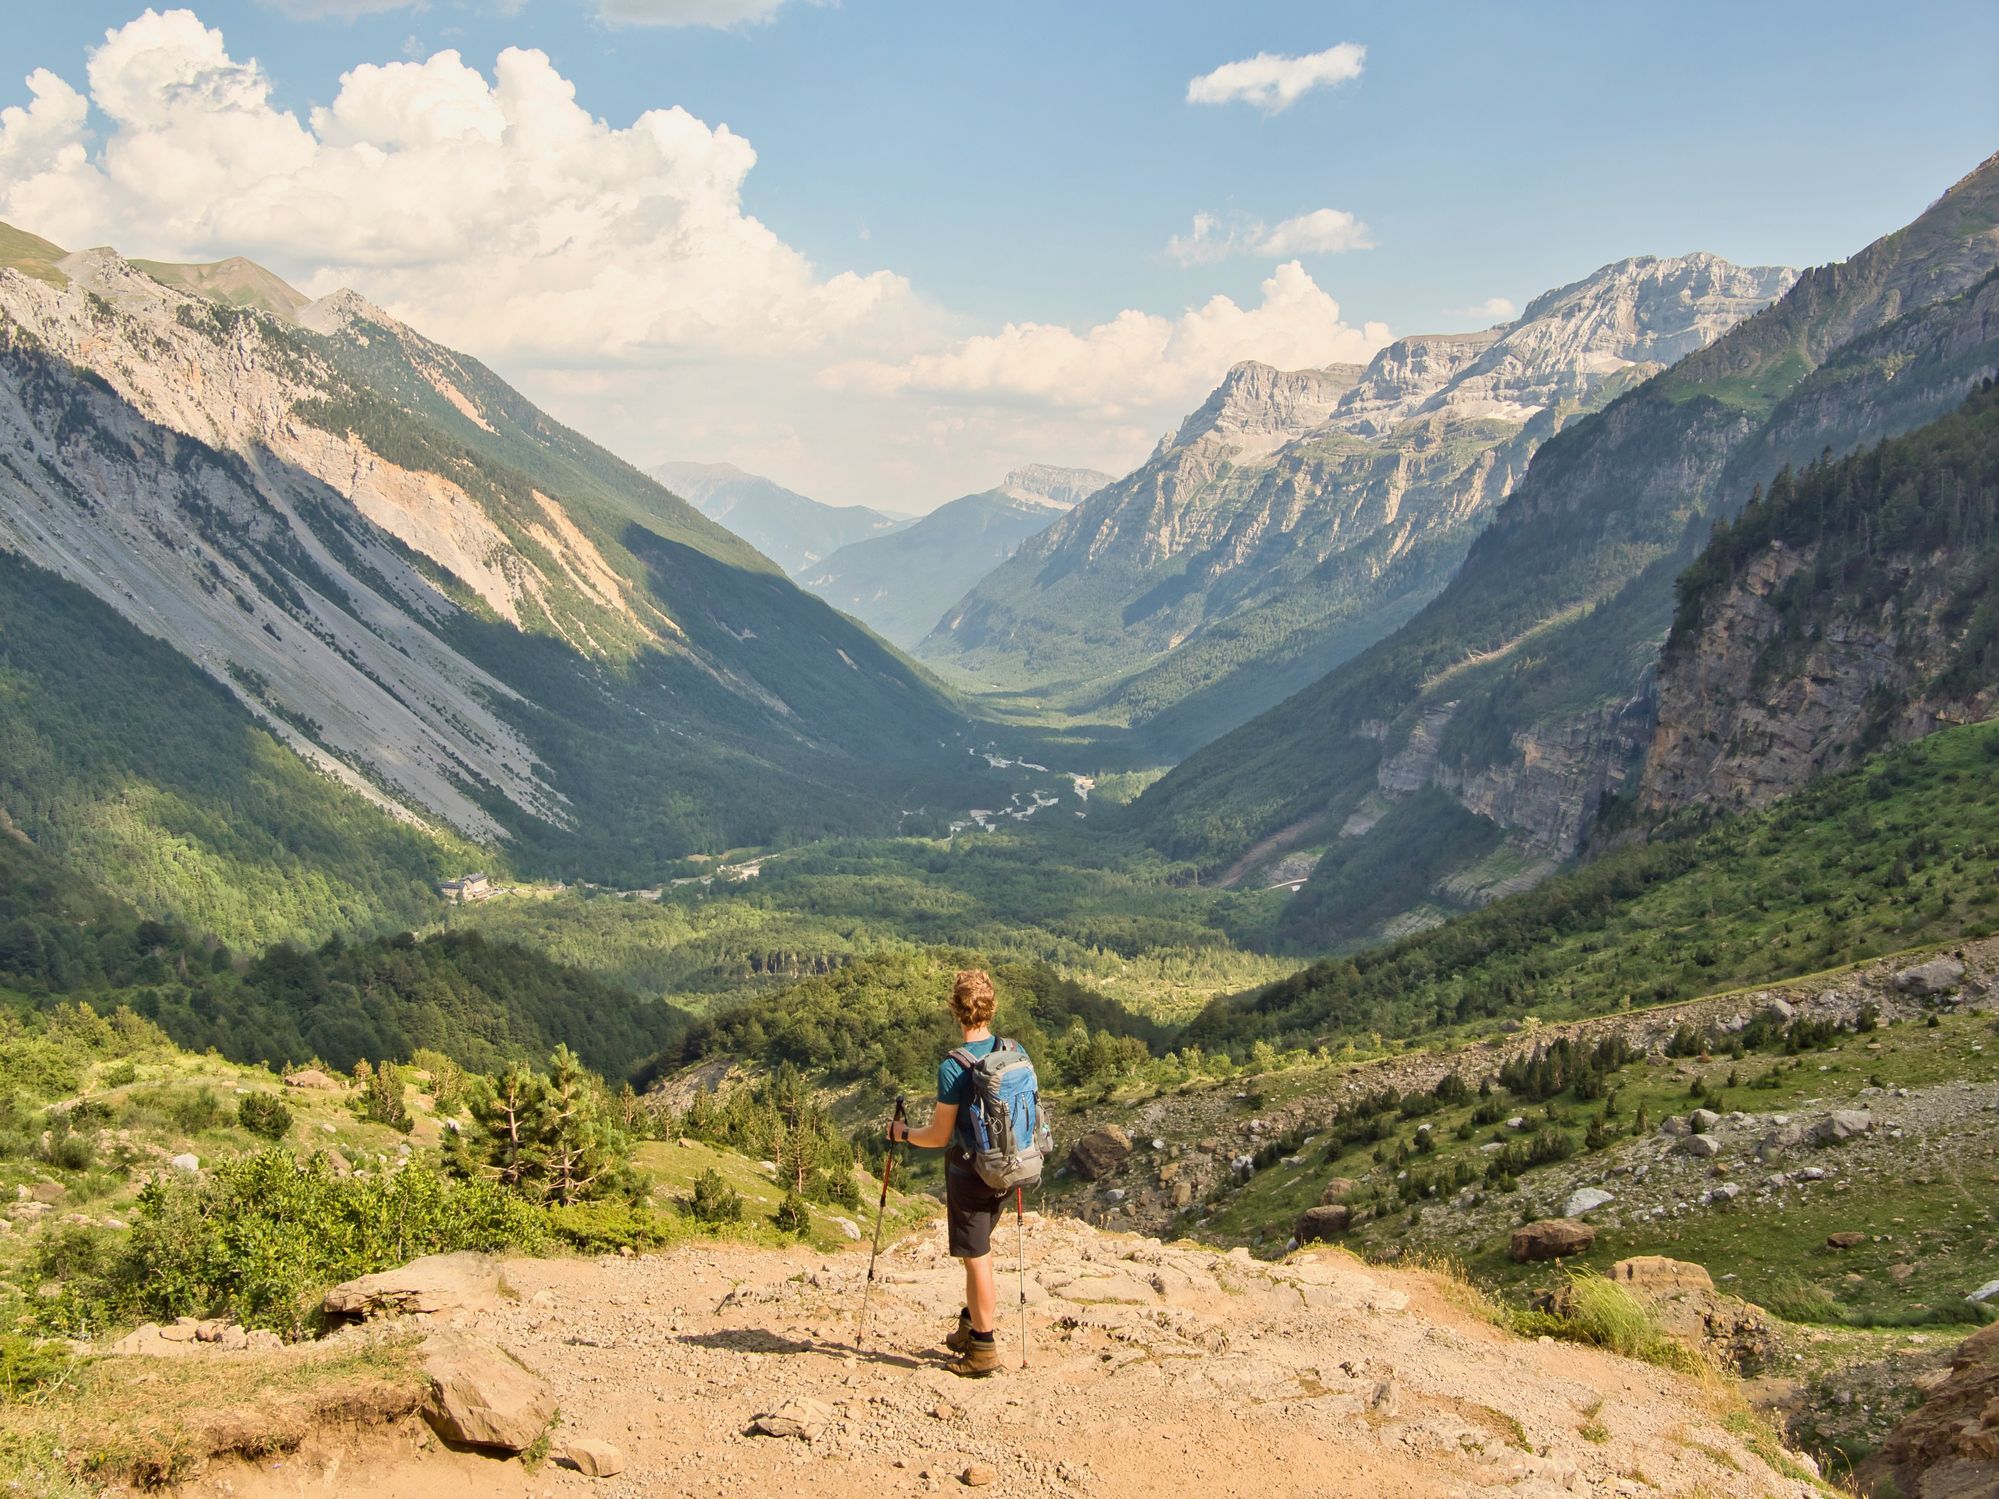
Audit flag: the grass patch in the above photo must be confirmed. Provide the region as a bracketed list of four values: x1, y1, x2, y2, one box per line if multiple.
[1510, 1271, 1709, 1377]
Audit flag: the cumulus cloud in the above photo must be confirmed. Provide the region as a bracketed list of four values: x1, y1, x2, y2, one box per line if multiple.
[1168, 207, 1373, 266]
[1454, 296, 1518, 323]
[1186, 43, 1364, 114]
[0, 9, 913, 363]
[0, 12, 1395, 510]
[829, 261, 1390, 419]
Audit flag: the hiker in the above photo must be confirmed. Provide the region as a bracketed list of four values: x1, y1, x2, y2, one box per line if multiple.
[885, 968, 1048, 1377]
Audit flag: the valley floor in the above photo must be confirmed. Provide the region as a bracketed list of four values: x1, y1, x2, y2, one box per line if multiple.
[174, 1218, 1810, 1499]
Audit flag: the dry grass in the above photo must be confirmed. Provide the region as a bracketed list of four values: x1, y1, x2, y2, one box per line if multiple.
[0, 1331, 425, 1489]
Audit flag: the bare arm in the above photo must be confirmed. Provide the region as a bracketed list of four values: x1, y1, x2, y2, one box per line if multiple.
[893, 1101, 958, 1150]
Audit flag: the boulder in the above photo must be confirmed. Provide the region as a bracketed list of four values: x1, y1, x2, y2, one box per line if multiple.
[1509, 1218, 1596, 1263]
[168, 1153, 200, 1174]
[1760, 997, 1797, 1023]
[1894, 957, 1966, 997]
[419, 1331, 556, 1452]
[1810, 1110, 1874, 1145]
[1317, 1177, 1357, 1206]
[284, 1068, 344, 1090]
[325, 1251, 503, 1322]
[1688, 1108, 1721, 1133]
[1068, 1126, 1133, 1181]
[1756, 1122, 1809, 1159]
[1294, 1205, 1351, 1244]
[1968, 1279, 1999, 1305]
[560, 1438, 626, 1477]
[962, 1464, 998, 1487]
[1608, 1256, 1714, 1294]
[1657, 1115, 1691, 1138]
[26, 1181, 65, 1204]
[1826, 1230, 1868, 1250]
[1562, 1188, 1615, 1218]
[1704, 1183, 1741, 1205]
[1856, 1318, 1999, 1498]
[1676, 1134, 1722, 1159]
[748, 1397, 834, 1441]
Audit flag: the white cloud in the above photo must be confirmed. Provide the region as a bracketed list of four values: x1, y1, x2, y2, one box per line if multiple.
[1186, 43, 1364, 114]
[1454, 296, 1518, 323]
[596, 0, 791, 27]
[0, 12, 1395, 511]
[1168, 207, 1373, 266]
[829, 261, 1390, 419]
[0, 10, 914, 364]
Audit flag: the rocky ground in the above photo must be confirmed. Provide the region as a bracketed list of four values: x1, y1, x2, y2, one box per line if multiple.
[163, 1216, 1816, 1499]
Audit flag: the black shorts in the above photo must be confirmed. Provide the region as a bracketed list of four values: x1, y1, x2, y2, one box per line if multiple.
[945, 1166, 1007, 1259]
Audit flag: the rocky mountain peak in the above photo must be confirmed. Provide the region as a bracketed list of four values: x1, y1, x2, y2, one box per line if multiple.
[996, 463, 1113, 509]
[1168, 360, 1365, 458]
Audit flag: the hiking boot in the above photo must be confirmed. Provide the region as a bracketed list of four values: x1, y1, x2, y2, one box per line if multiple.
[945, 1310, 975, 1354]
[946, 1338, 1000, 1377]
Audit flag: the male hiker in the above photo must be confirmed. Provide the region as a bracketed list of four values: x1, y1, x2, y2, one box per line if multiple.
[885, 968, 1048, 1376]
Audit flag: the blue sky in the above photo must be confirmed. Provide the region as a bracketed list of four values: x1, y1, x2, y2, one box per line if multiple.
[3, 2, 1994, 508]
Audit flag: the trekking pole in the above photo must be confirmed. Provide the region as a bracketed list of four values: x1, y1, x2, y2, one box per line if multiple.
[856, 1096, 905, 1350]
[1015, 1186, 1029, 1368]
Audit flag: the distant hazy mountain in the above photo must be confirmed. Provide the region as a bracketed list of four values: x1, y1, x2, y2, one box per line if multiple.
[798, 465, 1111, 649]
[653, 460, 911, 575]
[923, 253, 1797, 756]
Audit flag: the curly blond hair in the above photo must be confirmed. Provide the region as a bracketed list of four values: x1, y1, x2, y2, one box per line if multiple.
[948, 968, 997, 1029]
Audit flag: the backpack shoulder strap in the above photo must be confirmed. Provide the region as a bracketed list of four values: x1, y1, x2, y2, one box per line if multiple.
[948, 1046, 980, 1072]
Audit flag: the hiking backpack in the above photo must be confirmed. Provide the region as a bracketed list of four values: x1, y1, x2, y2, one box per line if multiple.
[950, 1038, 1054, 1191]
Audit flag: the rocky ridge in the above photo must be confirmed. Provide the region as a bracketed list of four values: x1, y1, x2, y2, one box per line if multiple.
[924, 253, 1795, 755]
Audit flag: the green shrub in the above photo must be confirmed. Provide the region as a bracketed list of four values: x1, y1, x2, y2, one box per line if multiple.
[41, 1151, 545, 1340]
[236, 1092, 294, 1140]
[546, 1202, 686, 1254]
[354, 1062, 411, 1133]
[773, 1188, 810, 1236]
[29, 1224, 110, 1286]
[0, 1334, 77, 1403]
[688, 1168, 744, 1224]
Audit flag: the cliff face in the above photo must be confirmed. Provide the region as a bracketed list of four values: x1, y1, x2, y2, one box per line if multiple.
[924, 253, 1794, 756]
[1640, 378, 1999, 817]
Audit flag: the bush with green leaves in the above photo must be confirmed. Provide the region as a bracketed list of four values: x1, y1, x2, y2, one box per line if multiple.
[687, 1168, 744, 1225]
[352, 1061, 411, 1133]
[235, 1091, 293, 1140]
[36, 1150, 545, 1340]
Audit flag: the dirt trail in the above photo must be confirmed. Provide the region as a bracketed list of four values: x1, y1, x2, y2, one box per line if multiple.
[180, 1216, 1814, 1499]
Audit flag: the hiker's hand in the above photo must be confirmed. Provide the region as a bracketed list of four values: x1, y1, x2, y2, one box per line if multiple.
[884, 1119, 902, 1144]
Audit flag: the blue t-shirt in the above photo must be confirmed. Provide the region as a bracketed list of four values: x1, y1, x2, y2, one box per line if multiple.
[937, 1035, 998, 1160]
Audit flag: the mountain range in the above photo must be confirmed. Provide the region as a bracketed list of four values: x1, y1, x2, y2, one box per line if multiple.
[920, 253, 1797, 756]
[650, 459, 912, 576]
[0, 224, 986, 930]
[1132, 151, 1999, 949]
[799, 464, 1110, 648]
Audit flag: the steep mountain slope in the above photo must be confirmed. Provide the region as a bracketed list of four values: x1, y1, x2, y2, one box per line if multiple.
[0, 226, 979, 891]
[651, 459, 911, 575]
[0, 548, 460, 947]
[922, 256, 1795, 756]
[1135, 153, 1999, 947]
[800, 464, 1109, 648]
[1643, 379, 1999, 814]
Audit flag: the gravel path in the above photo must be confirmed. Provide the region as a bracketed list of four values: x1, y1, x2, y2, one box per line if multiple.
[180, 1215, 1816, 1499]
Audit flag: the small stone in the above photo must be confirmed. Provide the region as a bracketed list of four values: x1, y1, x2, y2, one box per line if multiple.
[1369, 1378, 1398, 1416]
[560, 1438, 625, 1477]
[962, 1463, 997, 1487]
[1676, 1134, 1721, 1159]
[1562, 1188, 1615, 1218]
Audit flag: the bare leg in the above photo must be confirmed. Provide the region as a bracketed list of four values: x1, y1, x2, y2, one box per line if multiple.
[962, 1252, 997, 1333]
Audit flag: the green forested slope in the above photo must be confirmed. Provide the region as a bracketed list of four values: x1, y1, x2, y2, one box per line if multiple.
[0, 550, 458, 947]
[1184, 717, 1999, 1053]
